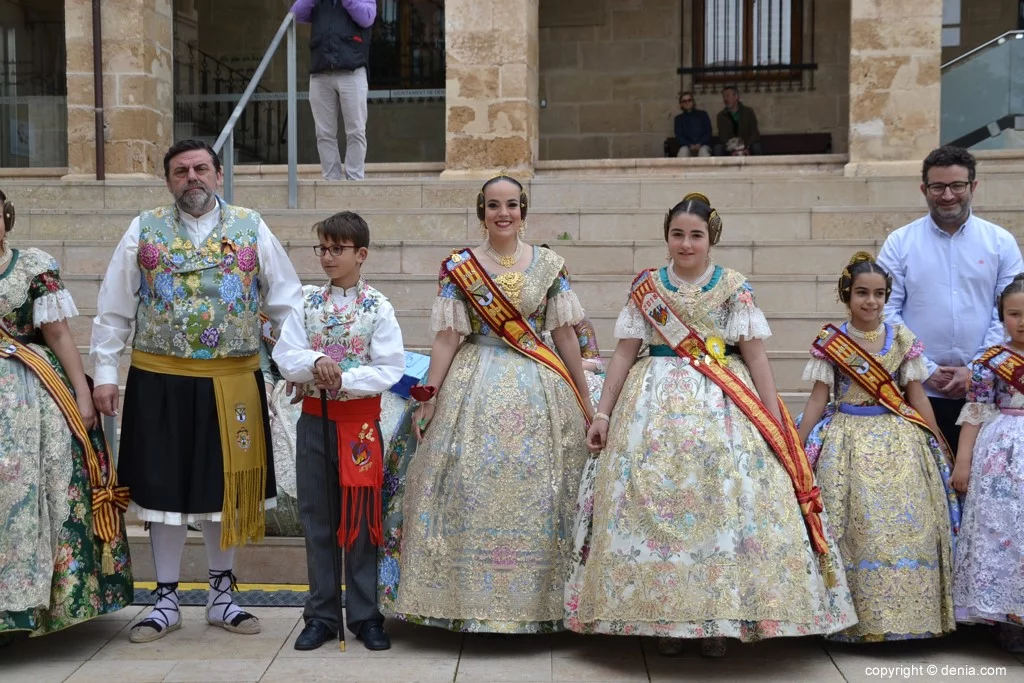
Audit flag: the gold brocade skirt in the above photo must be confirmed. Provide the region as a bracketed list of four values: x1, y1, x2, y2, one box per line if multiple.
[814, 409, 956, 641]
[390, 340, 589, 633]
[565, 356, 858, 640]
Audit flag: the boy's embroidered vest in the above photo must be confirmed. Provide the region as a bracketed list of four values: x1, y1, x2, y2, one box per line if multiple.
[301, 282, 386, 401]
[134, 203, 262, 359]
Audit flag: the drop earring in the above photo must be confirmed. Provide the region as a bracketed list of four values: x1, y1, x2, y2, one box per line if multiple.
[518, 220, 527, 238]
[480, 220, 488, 238]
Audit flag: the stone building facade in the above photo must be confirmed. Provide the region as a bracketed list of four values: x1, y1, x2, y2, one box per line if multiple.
[1, 0, 1016, 176]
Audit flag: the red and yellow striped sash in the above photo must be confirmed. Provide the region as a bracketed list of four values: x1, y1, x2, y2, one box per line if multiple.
[978, 344, 1024, 395]
[442, 249, 592, 424]
[813, 324, 951, 456]
[0, 328, 128, 559]
[630, 269, 832, 566]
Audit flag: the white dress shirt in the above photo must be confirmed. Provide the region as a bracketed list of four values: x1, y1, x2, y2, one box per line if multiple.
[89, 201, 304, 386]
[272, 283, 405, 396]
[877, 212, 1023, 396]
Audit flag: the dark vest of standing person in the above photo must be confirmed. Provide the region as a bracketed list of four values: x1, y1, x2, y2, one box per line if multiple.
[310, 0, 371, 74]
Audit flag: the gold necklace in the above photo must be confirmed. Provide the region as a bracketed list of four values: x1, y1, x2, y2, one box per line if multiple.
[485, 240, 523, 269]
[848, 322, 884, 342]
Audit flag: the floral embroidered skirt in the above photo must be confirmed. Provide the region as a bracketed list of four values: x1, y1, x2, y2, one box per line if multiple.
[0, 350, 132, 636]
[953, 413, 1024, 626]
[383, 343, 589, 633]
[807, 408, 959, 641]
[565, 356, 857, 641]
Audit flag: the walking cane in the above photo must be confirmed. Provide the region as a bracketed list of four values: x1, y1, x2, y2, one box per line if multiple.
[320, 391, 347, 652]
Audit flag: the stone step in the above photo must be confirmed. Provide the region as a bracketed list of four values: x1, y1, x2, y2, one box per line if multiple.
[126, 525, 308, 584]
[34, 238, 894, 279]
[59, 272, 848, 317]
[19, 204, 1024, 243]
[4, 171, 1024, 212]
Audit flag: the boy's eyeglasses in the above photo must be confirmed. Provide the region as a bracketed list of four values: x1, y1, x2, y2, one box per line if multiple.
[313, 245, 358, 257]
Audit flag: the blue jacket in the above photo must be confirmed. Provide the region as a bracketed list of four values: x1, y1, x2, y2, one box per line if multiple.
[674, 109, 712, 147]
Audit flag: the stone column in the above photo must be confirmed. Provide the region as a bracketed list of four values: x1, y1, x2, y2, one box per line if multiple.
[65, 0, 174, 178]
[845, 0, 943, 175]
[442, 0, 540, 179]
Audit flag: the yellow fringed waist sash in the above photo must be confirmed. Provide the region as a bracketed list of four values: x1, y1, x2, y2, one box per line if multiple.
[130, 350, 266, 549]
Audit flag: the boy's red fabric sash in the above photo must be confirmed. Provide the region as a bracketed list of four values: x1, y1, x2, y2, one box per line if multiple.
[629, 269, 833, 569]
[301, 395, 384, 549]
[442, 249, 591, 424]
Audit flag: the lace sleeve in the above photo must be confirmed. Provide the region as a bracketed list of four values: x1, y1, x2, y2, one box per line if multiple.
[802, 357, 834, 387]
[544, 290, 586, 330]
[724, 281, 771, 343]
[614, 299, 648, 341]
[30, 270, 79, 326]
[430, 264, 471, 334]
[957, 402, 999, 426]
[899, 354, 931, 385]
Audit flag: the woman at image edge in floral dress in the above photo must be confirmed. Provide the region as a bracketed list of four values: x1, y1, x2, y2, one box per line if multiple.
[0, 195, 132, 639]
[564, 193, 856, 657]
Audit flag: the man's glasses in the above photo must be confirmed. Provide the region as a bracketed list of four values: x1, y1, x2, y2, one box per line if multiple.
[925, 181, 971, 196]
[313, 245, 358, 257]
[680, 99, 693, 104]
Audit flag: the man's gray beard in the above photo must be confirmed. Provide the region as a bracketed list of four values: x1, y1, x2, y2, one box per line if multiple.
[176, 186, 214, 215]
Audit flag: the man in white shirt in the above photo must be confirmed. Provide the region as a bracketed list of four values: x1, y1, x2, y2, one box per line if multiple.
[90, 139, 304, 643]
[878, 146, 1023, 454]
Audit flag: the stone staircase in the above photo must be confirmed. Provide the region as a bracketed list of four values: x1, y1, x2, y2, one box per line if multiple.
[16, 168, 1024, 398]
[10, 164, 1024, 580]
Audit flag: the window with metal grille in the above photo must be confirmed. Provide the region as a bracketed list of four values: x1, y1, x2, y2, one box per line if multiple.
[681, 0, 817, 93]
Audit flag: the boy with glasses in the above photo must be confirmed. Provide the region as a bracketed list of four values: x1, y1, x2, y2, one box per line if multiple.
[273, 211, 404, 651]
[877, 145, 1024, 454]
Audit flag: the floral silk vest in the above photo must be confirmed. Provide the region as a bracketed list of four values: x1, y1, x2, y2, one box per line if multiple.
[301, 281, 386, 401]
[134, 203, 262, 359]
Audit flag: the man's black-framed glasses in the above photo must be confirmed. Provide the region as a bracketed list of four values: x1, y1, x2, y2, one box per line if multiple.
[925, 181, 971, 196]
[313, 245, 358, 257]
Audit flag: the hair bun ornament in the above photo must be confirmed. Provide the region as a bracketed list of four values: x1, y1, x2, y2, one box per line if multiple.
[682, 191, 723, 245]
[848, 251, 874, 266]
[682, 191, 711, 205]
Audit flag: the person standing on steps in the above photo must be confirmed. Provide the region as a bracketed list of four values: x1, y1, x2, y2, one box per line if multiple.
[90, 139, 304, 643]
[877, 145, 1023, 456]
[291, 0, 376, 181]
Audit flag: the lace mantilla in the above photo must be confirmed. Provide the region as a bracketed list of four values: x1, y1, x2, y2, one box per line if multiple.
[0, 248, 63, 319]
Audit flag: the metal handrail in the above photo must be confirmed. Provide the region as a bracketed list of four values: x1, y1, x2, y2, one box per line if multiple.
[212, 12, 298, 209]
[942, 31, 1024, 70]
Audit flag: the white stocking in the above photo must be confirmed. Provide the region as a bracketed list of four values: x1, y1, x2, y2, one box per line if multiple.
[142, 522, 186, 628]
[202, 522, 245, 624]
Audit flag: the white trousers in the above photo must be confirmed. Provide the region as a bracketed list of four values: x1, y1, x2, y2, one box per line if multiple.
[309, 68, 368, 180]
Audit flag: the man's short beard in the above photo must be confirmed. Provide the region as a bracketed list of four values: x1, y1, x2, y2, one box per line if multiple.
[176, 185, 214, 214]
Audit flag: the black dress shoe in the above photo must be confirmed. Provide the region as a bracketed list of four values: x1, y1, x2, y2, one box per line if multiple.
[356, 621, 392, 650]
[294, 620, 337, 651]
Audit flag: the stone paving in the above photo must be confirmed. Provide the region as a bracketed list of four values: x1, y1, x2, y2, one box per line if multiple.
[1, 606, 1024, 682]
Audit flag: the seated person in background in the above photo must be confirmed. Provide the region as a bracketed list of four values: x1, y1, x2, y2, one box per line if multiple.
[674, 92, 712, 158]
[715, 86, 762, 156]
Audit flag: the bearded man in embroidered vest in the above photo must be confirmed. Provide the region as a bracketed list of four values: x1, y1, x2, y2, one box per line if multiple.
[89, 139, 304, 643]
